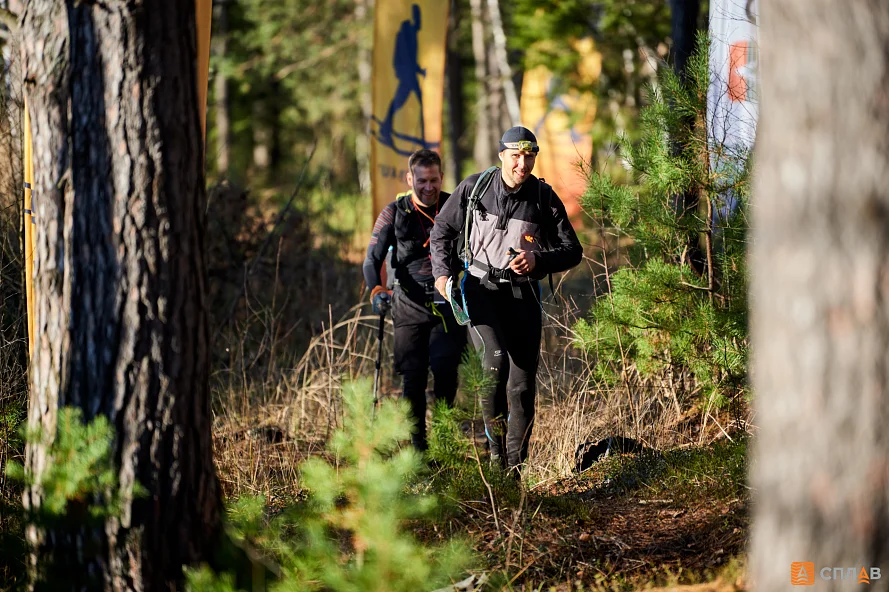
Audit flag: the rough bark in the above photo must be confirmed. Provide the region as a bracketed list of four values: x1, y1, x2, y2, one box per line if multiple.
[751, 1, 889, 589]
[20, 1, 221, 589]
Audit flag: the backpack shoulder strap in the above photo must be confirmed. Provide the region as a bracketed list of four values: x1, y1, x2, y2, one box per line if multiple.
[536, 177, 555, 248]
[394, 191, 412, 213]
[536, 177, 558, 300]
[459, 166, 499, 268]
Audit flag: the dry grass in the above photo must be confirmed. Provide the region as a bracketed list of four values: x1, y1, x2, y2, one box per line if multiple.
[211, 302, 397, 503]
[0, 41, 29, 589]
[210, 266, 751, 503]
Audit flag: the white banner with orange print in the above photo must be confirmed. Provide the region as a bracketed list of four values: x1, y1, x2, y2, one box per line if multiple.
[707, 0, 758, 221]
[708, 0, 758, 154]
[370, 1, 449, 218]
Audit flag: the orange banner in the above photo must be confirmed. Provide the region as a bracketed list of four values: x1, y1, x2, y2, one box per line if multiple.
[370, 0, 449, 218]
[520, 38, 600, 220]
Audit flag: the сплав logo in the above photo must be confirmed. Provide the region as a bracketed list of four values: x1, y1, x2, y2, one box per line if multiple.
[791, 562, 815, 586]
[790, 562, 882, 585]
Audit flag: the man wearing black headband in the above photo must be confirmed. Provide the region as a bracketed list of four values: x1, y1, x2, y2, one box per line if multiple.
[364, 149, 466, 452]
[430, 126, 583, 473]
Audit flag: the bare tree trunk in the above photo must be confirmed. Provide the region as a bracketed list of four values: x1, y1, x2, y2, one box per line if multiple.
[20, 1, 221, 589]
[355, 0, 373, 195]
[486, 42, 507, 149]
[268, 80, 282, 175]
[445, 0, 465, 186]
[253, 98, 271, 171]
[251, 82, 282, 178]
[486, 59, 501, 145]
[485, 0, 520, 125]
[670, 0, 701, 82]
[469, 0, 492, 168]
[751, 1, 889, 589]
[214, 0, 231, 176]
[669, 0, 703, 274]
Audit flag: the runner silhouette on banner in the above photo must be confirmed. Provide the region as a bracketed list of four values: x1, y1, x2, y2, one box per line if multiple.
[375, 4, 437, 156]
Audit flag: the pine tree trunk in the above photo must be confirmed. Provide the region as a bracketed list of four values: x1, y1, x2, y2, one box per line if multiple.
[445, 0, 465, 187]
[214, 0, 231, 176]
[670, 0, 700, 82]
[253, 98, 270, 171]
[669, 0, 703, 273]
[20, 1, 221, 589]
[469, 0, 492, 168]
[486, 53, 504, 151]
[751, 1, 889, 588]
[486, 41, 508, 150]
[252, 81, 282, 177]
[485, 0, 520, 125]
[268, 80, 282, 175]
[355, 0, 373, 195]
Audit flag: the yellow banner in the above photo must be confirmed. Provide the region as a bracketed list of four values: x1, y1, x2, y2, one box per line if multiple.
[370, 0, 449, 218]
[520, 38, 601, 220]
[22, 1, 212, 356]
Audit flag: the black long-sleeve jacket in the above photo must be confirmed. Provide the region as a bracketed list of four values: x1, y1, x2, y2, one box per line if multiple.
[363, 191, 452, 298]
[430, 171, 582, 282]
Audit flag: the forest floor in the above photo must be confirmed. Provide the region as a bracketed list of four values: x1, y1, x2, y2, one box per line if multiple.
[193, 186, 756, 590]
[413, 436, 748, 591]
[214, 411, 750, 591]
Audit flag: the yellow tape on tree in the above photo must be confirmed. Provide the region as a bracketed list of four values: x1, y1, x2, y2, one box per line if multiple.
[23, 98, 35, 357]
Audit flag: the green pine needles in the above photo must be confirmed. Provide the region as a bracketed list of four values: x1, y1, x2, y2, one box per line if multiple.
[577, 35, 750, 406]
[4, 408, 139, 588]
[190, 380, 471, 592]
[6, 408, 128, 520]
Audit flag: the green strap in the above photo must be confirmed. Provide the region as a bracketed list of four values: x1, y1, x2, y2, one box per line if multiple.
[426, 301, 448, 333]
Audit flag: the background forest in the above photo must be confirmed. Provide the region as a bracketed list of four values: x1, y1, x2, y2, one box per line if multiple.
[0, 1, 757, 590]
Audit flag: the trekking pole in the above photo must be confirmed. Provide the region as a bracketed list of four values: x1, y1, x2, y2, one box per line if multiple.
[372, 310, 387, 412]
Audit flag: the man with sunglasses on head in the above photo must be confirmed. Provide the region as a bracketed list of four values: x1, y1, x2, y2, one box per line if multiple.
[364, 149, 466, 452]
[430, 127, 582, 473]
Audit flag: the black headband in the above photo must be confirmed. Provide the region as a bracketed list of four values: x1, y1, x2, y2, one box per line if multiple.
[499, 140, 539, 153]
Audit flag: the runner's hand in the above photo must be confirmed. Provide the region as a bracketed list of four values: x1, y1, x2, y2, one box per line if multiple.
[372, 291, 391, 315]
[370, 285, 392, 314]
[509, 251, 537, 276]
[435, 276, 450, 302]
